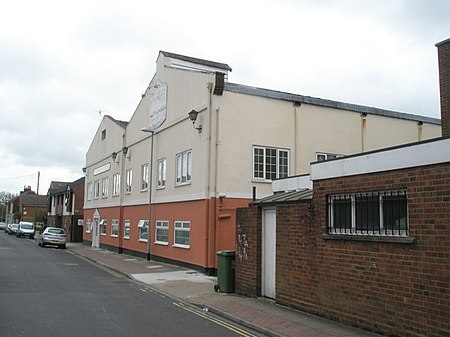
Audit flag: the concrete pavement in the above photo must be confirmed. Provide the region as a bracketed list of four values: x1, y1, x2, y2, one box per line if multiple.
[67, 242, 382, 337]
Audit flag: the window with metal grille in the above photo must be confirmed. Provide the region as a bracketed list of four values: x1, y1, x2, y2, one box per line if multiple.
[328, 190, 408, 236]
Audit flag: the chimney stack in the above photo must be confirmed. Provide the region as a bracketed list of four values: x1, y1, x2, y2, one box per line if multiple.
[436, 38, 450, 137]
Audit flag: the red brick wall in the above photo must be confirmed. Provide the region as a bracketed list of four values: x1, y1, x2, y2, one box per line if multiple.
[235, 206, 261, 296]
[236, 162, 450, 337]
[437, 38, 450, 137]
[72, 180, 85, 216]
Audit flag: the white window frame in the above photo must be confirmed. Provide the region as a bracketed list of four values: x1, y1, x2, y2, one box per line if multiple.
[138, 219, 149, 242]
[173, 221, 190, 248]
[316, 152, 342, 162]
[111, 219, 119, 237]
[141, 164, 149, 191]
[100, 219, 107, 236]
[176, 150, 192, 185]
[87, 182, 93, 201]
[155, 220, 169, 245]
[125, 169, 132, 193]
[253, 146, 289, 181]
[112, 173, 120, 196]
[85, 219, 92, 233]
[94, 180, 100, 199]
[157, 158, 166, 188]
[101, 177, 109, 198]
[123, 219, 130, 239]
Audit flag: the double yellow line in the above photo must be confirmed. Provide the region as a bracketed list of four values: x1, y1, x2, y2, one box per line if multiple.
[173, 302, 258, 337]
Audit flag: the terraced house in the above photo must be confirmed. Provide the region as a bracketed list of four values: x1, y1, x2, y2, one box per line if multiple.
[83, 51, 440, 273]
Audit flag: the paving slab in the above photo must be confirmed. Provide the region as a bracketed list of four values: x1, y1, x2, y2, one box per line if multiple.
[67, 243, 383, 337]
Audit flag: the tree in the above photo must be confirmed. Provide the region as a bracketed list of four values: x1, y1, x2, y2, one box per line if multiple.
[0, 191, 17, 204]
[0, 191, 18, 222]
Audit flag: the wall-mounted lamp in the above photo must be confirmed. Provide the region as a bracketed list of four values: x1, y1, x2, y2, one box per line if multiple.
[82, 167, 86, 175]
[188, 109, 202, 133]
[122, 146, 128, 156]
[112, 152, 117, 162]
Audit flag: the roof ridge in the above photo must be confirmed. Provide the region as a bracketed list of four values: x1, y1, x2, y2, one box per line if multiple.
[224, 82, 440, 125]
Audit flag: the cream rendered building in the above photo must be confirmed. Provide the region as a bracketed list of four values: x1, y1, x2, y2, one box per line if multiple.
[83, 51, 441, 272]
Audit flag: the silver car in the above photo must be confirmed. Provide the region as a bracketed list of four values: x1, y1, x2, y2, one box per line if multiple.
[39, 227, 66, 249]
[7, 223, 19, 235]
[17, 221, 35, 239]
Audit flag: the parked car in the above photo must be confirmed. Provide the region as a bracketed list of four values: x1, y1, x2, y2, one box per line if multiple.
[39, 227, 66, 249]
[0, 222, 7, 230]
[7, 223, 19, 235]
[16, 221, 35, 239]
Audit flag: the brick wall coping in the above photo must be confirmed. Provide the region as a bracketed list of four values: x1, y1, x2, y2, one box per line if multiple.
[311, 137, 450, 181]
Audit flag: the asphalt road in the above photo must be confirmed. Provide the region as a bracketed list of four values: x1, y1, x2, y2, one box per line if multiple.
[0, 233, 257, 337]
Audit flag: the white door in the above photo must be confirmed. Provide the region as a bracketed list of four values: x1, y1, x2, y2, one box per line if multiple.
[92, 217, 100, 248]
[262, 208, 276, 299]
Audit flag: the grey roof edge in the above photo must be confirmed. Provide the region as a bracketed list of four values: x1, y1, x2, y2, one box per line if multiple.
[224, 83, 440, 125]
[69, 177, 85, 188]
[105, 115, 129, 128]
[251, 189, 313, 206]
[160, 51, 232, 72]
[436, 38, 450, 47]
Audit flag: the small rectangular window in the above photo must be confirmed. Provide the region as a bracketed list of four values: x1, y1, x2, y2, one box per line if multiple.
[174, 221, 190, 248]
[101, 177, 109, 198]
[138, 219, 149, 241]
[100, 219, 107, 235]
[111, 219, 119, 237]
[155, 220, 169, 244]
[124, 220, 130, 239]
[176, 150, 192, 185]
[316, 152, 342, 162]
[85, 219, 92, 233]
[94, 180, 100, 199]
[101, 129, 106, 140]
[113, 173, 120, 196]
[141, 164, 149, 191]
[157, 159, 166, 188]
[126, 169, 132, 193]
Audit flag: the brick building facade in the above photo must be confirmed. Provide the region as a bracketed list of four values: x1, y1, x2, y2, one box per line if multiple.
[236, 145, 450, 337]
[235, 38, 450, 337]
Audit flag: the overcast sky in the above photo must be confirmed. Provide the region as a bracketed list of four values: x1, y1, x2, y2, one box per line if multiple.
[0, 0, 449, 195]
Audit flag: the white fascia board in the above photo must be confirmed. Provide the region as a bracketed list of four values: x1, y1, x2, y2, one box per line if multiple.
[311, 138, 450, 181]
[272, 175, 312, 192]
[165, 57, 228, 75]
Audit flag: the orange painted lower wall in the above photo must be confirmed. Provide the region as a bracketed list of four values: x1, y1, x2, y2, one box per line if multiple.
[83, 197, 252, 271]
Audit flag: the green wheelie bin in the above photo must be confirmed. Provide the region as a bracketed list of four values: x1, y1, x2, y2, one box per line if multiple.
[214, 250, 235, 293]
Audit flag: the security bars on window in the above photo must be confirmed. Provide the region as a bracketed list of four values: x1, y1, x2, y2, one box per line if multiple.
[328, 190, 408, 236]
